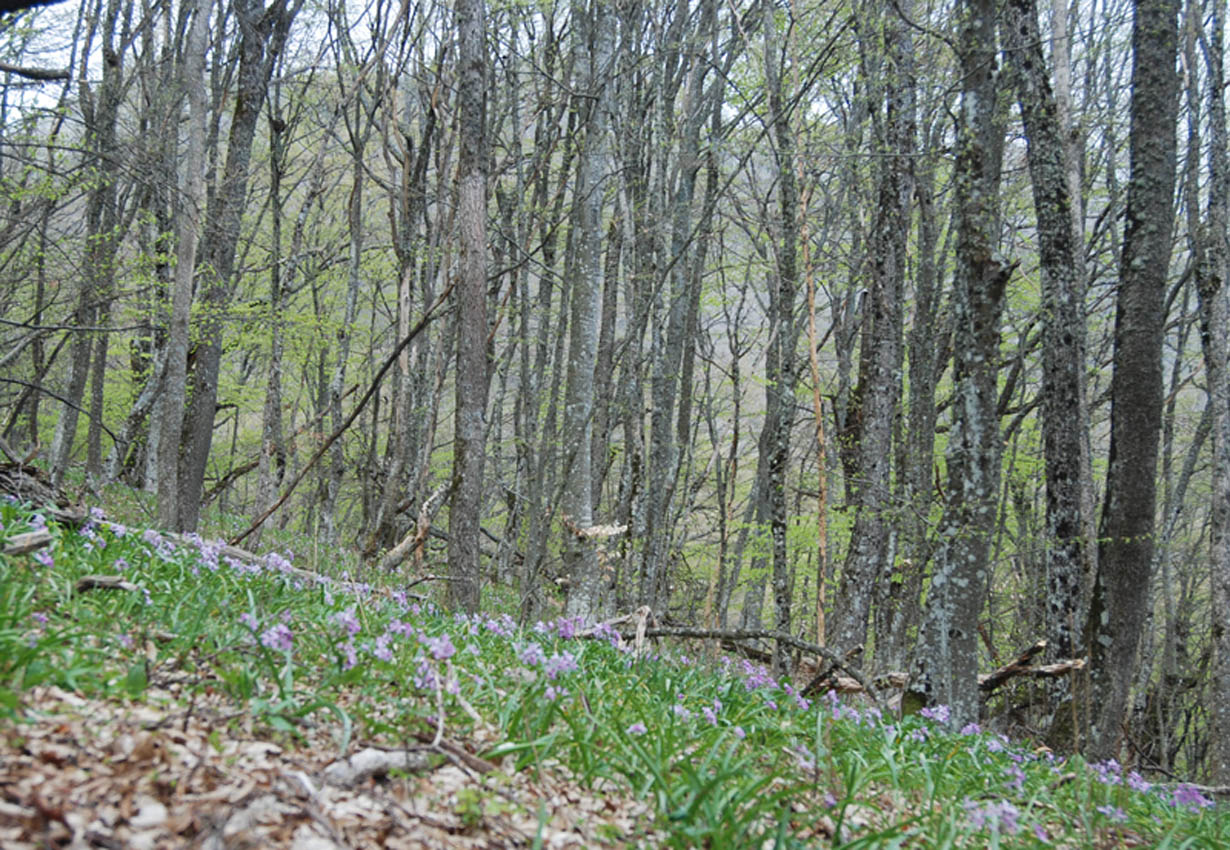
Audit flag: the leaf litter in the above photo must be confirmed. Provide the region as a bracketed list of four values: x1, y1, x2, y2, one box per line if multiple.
[0, 684, 662, 849]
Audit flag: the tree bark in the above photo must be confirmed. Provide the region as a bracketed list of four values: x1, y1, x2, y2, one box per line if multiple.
[447, 0, 490, 613]
[907, 0, 1009, 731]
[561, 0, 614, 623]
[999, 0, 1089, 739]
[1193, 0, 1230, 785]
[154, 0, 208, 531]
[176, 0, 301, 532]
[1084, 0, 1179, 762]
[837, 2, 914, 657]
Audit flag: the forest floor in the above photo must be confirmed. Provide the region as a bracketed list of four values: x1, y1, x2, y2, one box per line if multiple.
[0, 473, 1226, 847]
[1, 682, 659, 849]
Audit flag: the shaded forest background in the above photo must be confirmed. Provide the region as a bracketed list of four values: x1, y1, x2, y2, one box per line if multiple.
[1, 0, 1228, 784]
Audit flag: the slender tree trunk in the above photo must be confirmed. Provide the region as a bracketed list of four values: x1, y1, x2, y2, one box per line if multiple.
[561, 0, 614, 623]
[177, 0, 301, 532]
[1084, 0, 1179, 762]
[999, 0, 1089, 741]
[51, 0, 130, 486]
[762, 0, 800, 674]
[837, 3, 914, 657]
[154, 0, 208, 530]
[908, 0, 1009, 730]
[447, 0, 489, 613]
[1193, 0, 1230, 785]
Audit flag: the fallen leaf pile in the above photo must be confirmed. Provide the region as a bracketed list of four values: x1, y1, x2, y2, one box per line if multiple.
[0, 686, 663, 849]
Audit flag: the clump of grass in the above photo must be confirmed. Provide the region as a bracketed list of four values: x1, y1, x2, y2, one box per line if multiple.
[1, 495, 1225, 847]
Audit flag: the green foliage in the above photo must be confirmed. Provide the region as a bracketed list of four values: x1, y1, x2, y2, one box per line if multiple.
[0, 500, 1224, 846]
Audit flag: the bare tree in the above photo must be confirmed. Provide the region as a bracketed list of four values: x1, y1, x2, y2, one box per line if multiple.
[908, 0, 1011, 730]
[1084, 0, 1180, 762]
[447, 0, 490, 612]
[559, 0, 614, 622]
[999, 0, 1089, 741]
[154, 0, 209, 530]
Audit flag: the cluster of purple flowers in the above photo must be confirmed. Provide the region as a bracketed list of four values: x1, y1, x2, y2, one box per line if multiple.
[963, 798, 1020, 835]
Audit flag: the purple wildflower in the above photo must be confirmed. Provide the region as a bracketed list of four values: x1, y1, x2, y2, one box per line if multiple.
[260, 623, 294, 652]
[734, 726, 746, 740]
[963, 799, 1020, 835]
[33, 550, 53, 568]
[702, 705, 718, 726]
[1126, 771, 1151, 793]
[1096, 804, 1127, 823]
[332, 608, 362, 637]
[1003, 764, 1025, 792]
[627, 722, 647, 736]
[920, 704, 950, 725]
[543, 651, 577, 679]
[960, 722, 982, 736]
[31, 612, 47, 625]
[423, 633, 456, 661]
[372, 634, 394, 662]
[672, 703, 692, 721]
[342, 641, 359, 671]
[1171, 784, 1213, 810]
[519, 643, 546, 666]
[1033, 823, 1049, 842]
[544, 684, 567, 700]
[412, 658, 436, 689]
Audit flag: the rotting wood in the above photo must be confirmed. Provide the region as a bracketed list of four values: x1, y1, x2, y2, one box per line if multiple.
[3, 529, 53, 556]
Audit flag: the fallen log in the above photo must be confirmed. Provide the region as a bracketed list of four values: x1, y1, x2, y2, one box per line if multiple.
[3, 529, 53, 556]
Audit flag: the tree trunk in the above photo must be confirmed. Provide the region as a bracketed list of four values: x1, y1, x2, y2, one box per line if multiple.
[176, 0, 301, 532]
[1084, 0, 1179, 762]
[561, 0, 614, 623]
[999, 0, 1089, 740]
[447, 0, 490, 613]
[1193, 0, 1230, 785]
[154, 0, 208, 531]
[907, 0, 1009, 731]
[837, 2, 914, 657]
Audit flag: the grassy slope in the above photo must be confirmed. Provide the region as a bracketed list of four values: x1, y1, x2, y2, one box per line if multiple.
[0, 494, 1225, 848]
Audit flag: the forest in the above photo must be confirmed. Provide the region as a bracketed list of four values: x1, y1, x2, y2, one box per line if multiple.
[0, 0, 1228, 794]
